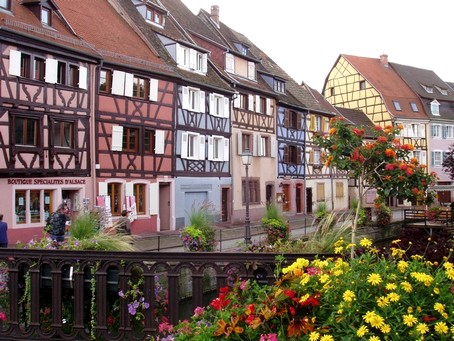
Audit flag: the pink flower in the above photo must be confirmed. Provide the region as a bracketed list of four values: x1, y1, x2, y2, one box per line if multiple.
[260, 333, 278, 341]
[193, 306, 205, 317]
[240, 280, 248, 290]
[0, 311, 6, 321]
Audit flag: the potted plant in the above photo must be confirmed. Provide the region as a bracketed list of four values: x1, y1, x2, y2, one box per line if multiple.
[261, 203, 289, 245]
[180, 202, 217, 252]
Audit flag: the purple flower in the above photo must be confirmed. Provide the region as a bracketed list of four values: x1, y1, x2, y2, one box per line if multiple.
[128, 304, 136, 315]
[118, 290, 125, 298]
[143, 302, 150, 309]
[133, 301, 139, 309]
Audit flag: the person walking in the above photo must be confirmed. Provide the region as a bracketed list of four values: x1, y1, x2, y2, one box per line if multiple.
[47, 204, 69, 243]
[0, 214, 8, 248]
[116, 210, 131, 235]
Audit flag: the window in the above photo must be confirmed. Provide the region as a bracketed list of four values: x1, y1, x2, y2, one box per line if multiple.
[257, 135, 269, 157]
[41, 7, 51, 26]
[144, 130, 155, 154]
[431, 100, 440, 116]
[247, 61, 255, 80]
[410, 102, 419, 112]
[0, 0, 11, 10]
[225, 53, 234, 73]
[242, 179, 260, 205]
[314, 116, 322, 132]
[132, 76, 148, 99]
[421, 84, 433, 93]
[241, 133, 252, 153]
[405, 123, 423, 138]
[208, 135, 229, 161]
[412, 150, 425, 165]
[359, 80, 366, 90]
[181, 132, 205, 160]
[336, 182, 344, 198]
[444, 125, 454, 139]
[284, 145, 301, 165]
[234, 43, 248, 55]
[182, 86, 205, 113]
[435, 86, 448, 95]
[274, 79, 285, 93]
[209, 93, 229, 117]
[316, 183, 325, 201]
[176, 44, 207, 73]
[57, 61, 66, 85]
[330, 87, 335, 96]
[99, 69, 112, 93]
[431, 124, 442, 138]
[53, 120, 74, 148]
[20, 53, 31, 78]
[14, 189, 54, 224]
[393, 100, 402, 111]
[432, 151, 443, 167]
[287, 110, 300, 130]
[313, 150, 321, 165]
[145, 6, 164, 26]
[133, 184, 146, 215]
[33, 57, 45, 81]
[233, 93, 248, 109]
[122, 127, 138, 152]
[68, 64, 79, 87]
[14, 116, 38, 146]
[108, 183, 122, 216]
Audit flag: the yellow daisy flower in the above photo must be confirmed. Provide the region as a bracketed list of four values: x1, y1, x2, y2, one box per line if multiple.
[357, 325, 369, 337]
[367, 273, 382, 286]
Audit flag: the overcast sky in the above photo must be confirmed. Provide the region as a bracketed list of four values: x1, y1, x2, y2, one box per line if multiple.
[183, 0, 454, 93]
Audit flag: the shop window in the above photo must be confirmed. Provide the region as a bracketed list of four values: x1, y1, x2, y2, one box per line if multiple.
[30, 190, 41, 223]
[134, 184, 146, 215]
[53, 120, 74, 148]
[108, 182, 122, 216]
[14, 189, 54, 224]
[15, 190, 26, 224]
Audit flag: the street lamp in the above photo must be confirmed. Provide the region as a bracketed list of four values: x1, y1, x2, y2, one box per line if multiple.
[241, 151, 252, 244]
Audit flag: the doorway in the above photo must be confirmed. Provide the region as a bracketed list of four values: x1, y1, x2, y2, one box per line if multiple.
[306, 188, 313, 214]
[221, 188, 230, 222]
[282, 184, 290, 212]
[296, 184, 303, 213]
[159, 183, 171, 231]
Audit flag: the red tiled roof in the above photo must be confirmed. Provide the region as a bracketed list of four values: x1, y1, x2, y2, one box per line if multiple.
[342, 54, 428, 120]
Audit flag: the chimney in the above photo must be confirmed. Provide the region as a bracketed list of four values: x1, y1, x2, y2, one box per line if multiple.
[380, 54, 389, 67]
[210, 5, 220, 27]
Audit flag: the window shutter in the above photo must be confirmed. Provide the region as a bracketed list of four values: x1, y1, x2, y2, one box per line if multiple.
[247, 61, 255, 80]
[45, 58, 58, 84]
[198, 135, 206, 159]
[199, 91, 205, 113]
[237, 131, 243, 155]
[270, 137, 276, 158]
[112, 70, 125, 96]
[283, 145, 289, 163]
[248, 95, 254, 111]
[321, 117, 327, 132]
[149, 78, 159, 101]
[309, 115, 315, 131]
[419, 124, 425, 138]
[223, 138, 230, 161]
[421, 151, 427, 165]
[430, 152, 434, 167]
[233, 92, 240, 108]
[149, 183, 159, 215]
[182, 87, 189, 110]
[255, 95, 260, 113]
[155, 130, 165, 154]
[309, 150, 314, 164]
[181, 132, 188, 158]
[189, 49, 196, 70]
[98, 182, 108, 196]
[111, 126, 123, 151]
[223, 97, 230, 118]
[284, 110, 289, 128]
[78, 66, 88, 89]
[225, 53, 234, 73]
[209, 93, 214, 115]
[124, 72, 134, 97]
[297, 113, 302, 130]
[266, 98, 271, 115]
[176, 43, 183, 66]
[431, 125, 435, 137]
[297, 147, 302, 164]
[207, 136, 214, 160]
[125, 183, 134, 197]
[256, 134, 263, 156]
[9, 50, 21, 76]
[202, 54, 208, 73]
[442, 125, 447, 139]
[252, 133, 258, 156]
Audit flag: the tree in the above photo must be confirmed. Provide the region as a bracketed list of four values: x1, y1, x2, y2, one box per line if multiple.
[313, 117, 437, 257]
[442, 143, 454, 179]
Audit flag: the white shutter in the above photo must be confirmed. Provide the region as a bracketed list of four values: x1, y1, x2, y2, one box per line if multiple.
[98, 182, 108, 196]
[420, 124, 426, 138]
[112, 70, 125, 96]
[209, 93, 214, 116]
[252, 133, 258, 156]
[223, 97, 230, 118]
[9, 50, 21, 76]
[247, 61, 255, 80]
[248, 94, 254, 111]
[155, 130, 165, 154]
[421, 151, 427, 165]
[189, 49, 196, 70]
[270, 137, 276, 158]
[45, 58, 58, 84]
[199, 91, 205, 113]
[124, 72, 134, 97]
[111, 126, 123, 151]
[149, 183, 159, 215]
[255, 95, 261, 113]
[182, 87, 189, 110]
[266, 98, 271, 115]
[181, 132, 188, 159]
[202, 54, 208, 73]
[207, 136, 214, 160]
[125, 183, 134, 197]
[78, 66, 88, 89]
[149, 78, 159, 101]
[237, 131, 243, 155]
[223, 138, 230, 161]
[176, 43, 183, 66]
[198, 135, 206, 159]
[256, 134, 263, 156]
[225, 53, 234, 73]
[233, 92, 240, 108]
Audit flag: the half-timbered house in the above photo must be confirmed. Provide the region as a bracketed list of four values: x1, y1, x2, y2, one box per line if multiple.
[110, 0, 234, 228]
[0, 0, 100, 242]
[56, 0, 179, 233]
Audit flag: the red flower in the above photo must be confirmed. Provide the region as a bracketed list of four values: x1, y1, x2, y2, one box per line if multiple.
[284, 290, 296, 298]
[377, 136, 387, 143]
[423, 315, 437, 323]
[353, 128, 364, 136]
[385, 163, 396, 171]
[300, 294, 320, 307]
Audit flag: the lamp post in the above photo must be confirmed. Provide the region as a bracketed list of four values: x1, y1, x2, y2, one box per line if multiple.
[241, 151, 252, 244]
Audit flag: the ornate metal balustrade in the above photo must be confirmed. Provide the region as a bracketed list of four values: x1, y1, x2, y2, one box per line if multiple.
[0, 249, 326, 340]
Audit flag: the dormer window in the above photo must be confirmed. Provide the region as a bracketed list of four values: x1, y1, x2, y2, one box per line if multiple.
[435, 86, 448, 95]
[431, 99, 440, 116]
[421, 84, 433, 93]
[234, 42, 248, 55]
[274, 79, 285, 93]
[175, 44, 207, 74]
[41, 6, 51, 26]
[410, 102, 419, 112]
[0, 0, 11, 11]
[392, 100, 402, 111]
[145, 6, 165, 27]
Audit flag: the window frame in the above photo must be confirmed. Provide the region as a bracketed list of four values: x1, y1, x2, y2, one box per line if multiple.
[133, 183, 146, 215]
[145, 6, 164, 26]
[410, 102, 419, 112]
[274, 79, 285, 93]
[132, 75, 149, 99]
[359, 80, 366, 90]
[242, 178, 260, 205]
[432, 150, 443, 167]
[108, 182, 122, 216]
[431, 124, 442, 138]
[335, 182, 344, 198]
[122, 127, 139, 152]
[13, 115, 39, 146]
[99, 69, 112, 93]
[53, 120, 74, 148]
[0, 0, 11, 11]
[144, 129, 155, 154]
[392, 100, 402, 111]
[41, 6, 52, 26]
[241, 133, 252, 153]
